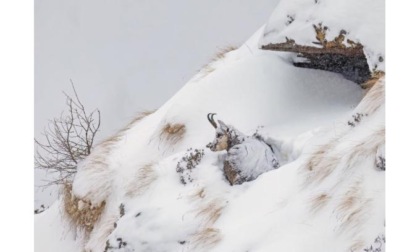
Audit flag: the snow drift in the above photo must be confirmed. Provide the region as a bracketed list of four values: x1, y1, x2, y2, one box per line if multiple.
[35, 0, 385, 251]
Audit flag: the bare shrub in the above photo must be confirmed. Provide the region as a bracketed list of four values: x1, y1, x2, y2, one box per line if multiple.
[176, 148, 205, 184]
[62, 183, 106, 234]
[35, 81, 101, 186]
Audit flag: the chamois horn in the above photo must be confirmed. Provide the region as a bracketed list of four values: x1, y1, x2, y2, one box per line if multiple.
[207, 113, 217, 128]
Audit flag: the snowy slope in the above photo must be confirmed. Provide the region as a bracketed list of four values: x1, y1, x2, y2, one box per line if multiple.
[35, 1, 384, 251]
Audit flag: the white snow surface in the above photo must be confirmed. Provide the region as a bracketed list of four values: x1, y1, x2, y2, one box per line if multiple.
[35, 3, 385, 252]
[260, 0, 385, 71]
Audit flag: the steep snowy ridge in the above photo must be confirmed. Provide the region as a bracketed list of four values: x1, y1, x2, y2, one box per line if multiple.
[261, 0, 385, 71]
[35, 1, 384, 251]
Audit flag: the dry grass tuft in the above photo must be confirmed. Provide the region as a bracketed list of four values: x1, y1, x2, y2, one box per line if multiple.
[310, 193, 331, 213]
[92, 110, 156, 159]
[358, 74, 385, 115]
[346, 126, 385, 170]
[211, 46, 238, 61]
[196, 45, 238, 80]
[313, 23, 362, 49]
[62, 183, 106, 234]
[160, 123, 186, 145]
[361, 71, 385, 90]
[335, 180, 372, 233]
[125, 163, 157, 197]
[120, 110, 156, 133]
[189, 198, 224, 249]
[191, 228, 221, 250]
[196, 200, 224, 227]
[349, 239, 365, 252]
[302, 141, 341, 186]
[97, 110, 155, 147]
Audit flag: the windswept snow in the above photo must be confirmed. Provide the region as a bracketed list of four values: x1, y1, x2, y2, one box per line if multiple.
[35, 1, 384, 251]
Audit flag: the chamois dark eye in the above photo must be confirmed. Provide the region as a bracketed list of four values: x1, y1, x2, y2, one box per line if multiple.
[216, 133, 223, 138]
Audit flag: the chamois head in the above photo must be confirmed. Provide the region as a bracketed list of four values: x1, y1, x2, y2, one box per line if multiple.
[206, 113, 229, 152]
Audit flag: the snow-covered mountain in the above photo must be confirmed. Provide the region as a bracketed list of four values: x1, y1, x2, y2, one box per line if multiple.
[35, 1, 385, 251]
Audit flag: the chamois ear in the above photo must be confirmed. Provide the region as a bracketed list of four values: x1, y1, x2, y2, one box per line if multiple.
[217, 120, 229, 132]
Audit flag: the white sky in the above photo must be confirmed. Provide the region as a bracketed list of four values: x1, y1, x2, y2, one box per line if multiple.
[34, 0, 280, 208]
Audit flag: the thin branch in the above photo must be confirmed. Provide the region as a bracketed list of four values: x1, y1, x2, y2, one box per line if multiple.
[34, 81, 101, 186]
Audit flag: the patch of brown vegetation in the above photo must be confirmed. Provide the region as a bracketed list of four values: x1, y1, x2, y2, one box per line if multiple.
[62, 183, 106, 234]
[90, 110, 156, 163]
[310, 193, 331, 213]
[120, 110, 156, 133]
[349, 239, 365, 252]
[125, 163, 157, 197]
[196, 45, 238, 80]
[358, 75, 385, 115]
[361, 71, 385, 90]
[310, 156, 340, 184]
[212, 46, 238, 61]
[335, 180, 372, 233]
[302, 141, 341, 186]
[191, 228, 221, 250]
[189, 198, 225, 249]
[160, 123, 186, 145]
[196, 200, 224, 227]
[346, 126, 385, 169]
[96, 110, 155, 148]
[313, 24, 362, 50]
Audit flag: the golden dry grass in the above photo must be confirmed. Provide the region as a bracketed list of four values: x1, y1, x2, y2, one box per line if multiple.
[197, 45, 238, 80]
[191, 228, 222, 250]
[160, 123, 186, 145]
[361, 71, 385, 90]
[189, 195, 224, 250]
[62, 183, 106, 234]
[358, 74, 385, 115]
[125, 163, 157, 197]
[211, 46, 238, 61]
[313, 23, 362, 49]
[310, 193, 330, 213]
[120, 110, 156, 133]
[302, 140, 341, 186]
[196, 200, 224, 227]
[335, 180, 372, 233]
[96, 110, 155, 149]
[349, 239, 365, 252]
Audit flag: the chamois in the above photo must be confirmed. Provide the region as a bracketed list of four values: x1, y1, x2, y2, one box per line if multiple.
[206, 113, 280, 185]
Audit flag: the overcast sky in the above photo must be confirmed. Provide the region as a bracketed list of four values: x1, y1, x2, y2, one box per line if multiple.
[34, 0, 280, 207]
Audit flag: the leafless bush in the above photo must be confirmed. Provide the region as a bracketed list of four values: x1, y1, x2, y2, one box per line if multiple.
[176, 148, 205, 184]
[35, 81, 101, 186]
